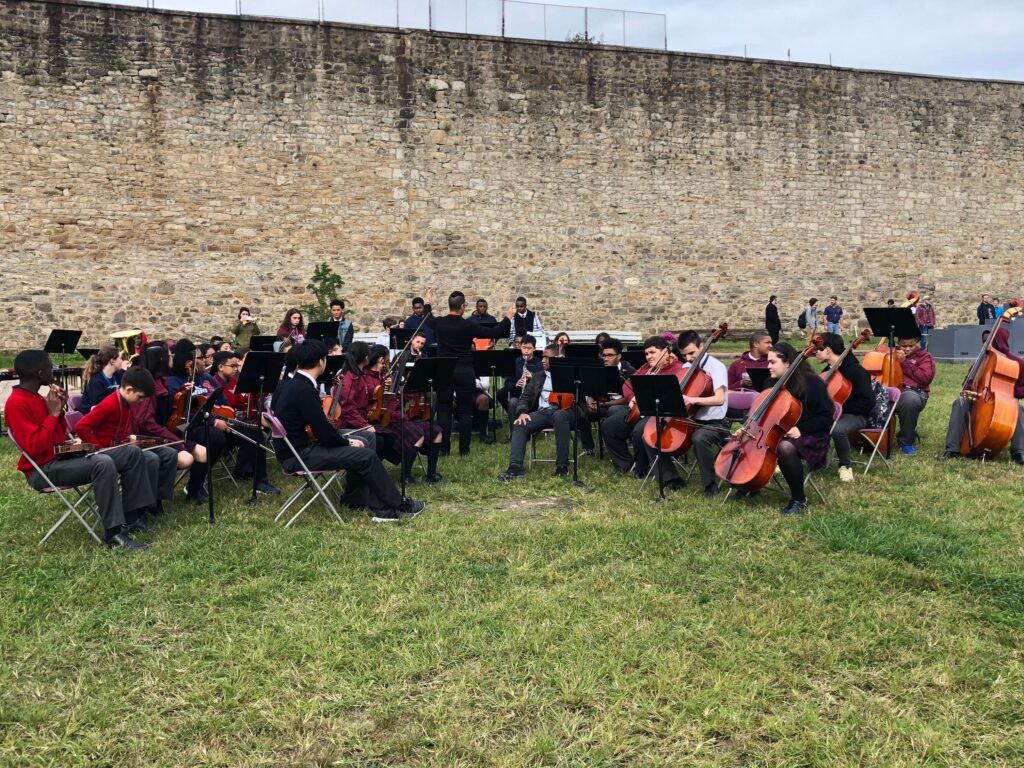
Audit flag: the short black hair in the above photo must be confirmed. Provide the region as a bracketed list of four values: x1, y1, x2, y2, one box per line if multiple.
[122, 367, 155, 397]
[819, 332, 845, 355]
[521, 334, 537, 347]
[676, 330, 702, 350]
[601, 338, 623, 354]
[368, 344, 390, 369]
[330, 299, 345, 309]
[294, 339, 328, 370]
[642, 336, 670, 351]
[449, 291, 466, 312]
[210, 335, 224, 345]
[238, 306, 251, 318]
[13, 349, 51, 379]
[515, 296, 527, 304]
[749, 330, 771, 347]
[412, 297, 424, 306]
[212, 350, 237, 372]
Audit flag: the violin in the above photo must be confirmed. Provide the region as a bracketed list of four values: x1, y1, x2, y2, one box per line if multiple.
[821, 328, 873, 405]
[406, 393, 431, 421]
[959, 302, 1023, 458]
[861, 292, 919, 388]
[715, 337, 824, 493]
[643, 323, 728, 455]
[166, 357, 196, 432]
[54, 441, 100, 459]
[367, 384, 392, 428]
[321, 374, 344, 429]
[626, 348, 673, 424]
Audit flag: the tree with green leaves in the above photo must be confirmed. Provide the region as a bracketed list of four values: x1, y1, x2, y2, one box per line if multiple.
[301, 262, 346, 322]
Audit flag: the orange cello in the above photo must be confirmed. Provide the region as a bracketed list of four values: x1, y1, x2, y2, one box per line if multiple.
[861, 291, 920, 388]
[959, 302, 1023, 458]
[715, 337, 824, 493]
[643, 323, 728, 455]
[821, 328, 873, 405]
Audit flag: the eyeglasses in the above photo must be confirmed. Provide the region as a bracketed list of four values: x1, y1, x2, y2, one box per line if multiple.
[600, 352, 619, 358]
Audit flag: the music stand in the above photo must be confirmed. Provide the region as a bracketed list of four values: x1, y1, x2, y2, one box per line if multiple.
[78, 348, 99, 360]
[250, 335, 277, 352]
[182, 386, 226, 525]
[622, 350, 647, 369]
[305, 321, 338, 344]
[235, 352, 285, 505]
[747, 368, 772, 392]
[472, 349, 519, 442]
[864, 307, 920, 458]
[549, 358, 607, 488]
[44, 329, 83, 385]
[390, 327, 416, 351]
[563, 344, 601, 359]
[629, 374, 687, 500]
[400, 356, 457, 498]
[317, 354, 345, 389]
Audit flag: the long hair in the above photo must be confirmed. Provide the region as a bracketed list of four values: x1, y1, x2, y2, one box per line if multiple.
[140, 345, 171, 379]
[341, 341, 370, 377]
[278, 308, 304, 335]
[771, 342, 809, 400]
[171, 339, 196, 378]
[82, 345, 120, 387]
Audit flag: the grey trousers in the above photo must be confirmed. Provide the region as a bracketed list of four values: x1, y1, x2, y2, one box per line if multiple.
[833, 413, 867, 466]
[28, 445, 151, 531]
[601, 406, 646, 473]
[509, 407, 576, 471]
[945, 397, 1024, 456]
[643, 421, 727, 489]
[144, 446, 179, 502]
[895, 388, 928, 447]
[284, 441, 404, 512]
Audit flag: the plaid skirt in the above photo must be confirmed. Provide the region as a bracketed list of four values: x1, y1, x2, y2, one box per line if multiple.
[785, 432, 831, 471]
[379, 419, 441, 464]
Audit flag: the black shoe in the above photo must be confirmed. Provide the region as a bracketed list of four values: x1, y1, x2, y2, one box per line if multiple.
[479, 434, 496, 445]
[255, 481, 280, 495]
[402, 475, 418, 486]
[232, 470, 254, 481]
[125, 516, 157, 535]
[371, 509, 402, 523]
[554, 466, 569, 477]
[1012, 454, 1024, 466]
[400, 499, 426, 518]
[459, 448, 471, 458]
[703, 483, 720, 499]
[105, 532, 148, 551]
[581, 448, 595, 457]
[424, 473, 444, 484]
[781, 499, 808, 515]
[499, 468, 525, 481]
[940, 451, 959, 460]
[185, 486, 209, 504]
[663, 478, 686, 492]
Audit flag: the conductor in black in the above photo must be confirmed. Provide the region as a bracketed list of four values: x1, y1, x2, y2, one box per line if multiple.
[423, 289, 515, 456]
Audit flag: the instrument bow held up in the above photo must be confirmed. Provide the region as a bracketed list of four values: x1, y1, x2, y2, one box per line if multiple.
[960, 301, 1023, 458]
[715, 336, 824, 493]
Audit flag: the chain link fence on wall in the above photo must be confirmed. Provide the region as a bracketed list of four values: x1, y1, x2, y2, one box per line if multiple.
[113, 0, 667, 50]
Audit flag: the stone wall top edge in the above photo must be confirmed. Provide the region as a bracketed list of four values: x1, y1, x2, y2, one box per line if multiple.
[15, 0, 1024, 89]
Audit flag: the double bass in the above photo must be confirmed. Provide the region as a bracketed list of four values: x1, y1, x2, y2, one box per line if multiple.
[959, 302, 1023, 458]
[821, 328, 873, 405]
[715, 337, 824, 493]
[862, 291, 920, 388]
[642, 323, 728, 455]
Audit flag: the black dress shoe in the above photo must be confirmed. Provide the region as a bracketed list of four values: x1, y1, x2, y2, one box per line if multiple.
[581, 448, 595, 457]
[703, 484, 720, 499]
[498, 468, 525, 481]
[105, 532, 148, 551]
[125, 516, 157, 535]
[554, 466, 569, 477]
[941, 451, 960, 460]
[424, 473, 444, 484]
[781, 499, 808, 515]
[663, 479, 686, 492]
[255, 481, 280, 495]
[1012, 454, 1024, 466]
[402, 475, 418, 486]
[186, 487, 209, 504]
[479, 434, 496, 445]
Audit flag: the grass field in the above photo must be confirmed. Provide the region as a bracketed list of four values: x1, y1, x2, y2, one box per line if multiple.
[1, 360, 1022, 766]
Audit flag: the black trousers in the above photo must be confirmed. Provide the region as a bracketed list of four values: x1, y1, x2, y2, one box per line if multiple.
[283, 442, 404, 512]
[601, 406, 645, 473]
[945, 397, 1024, 456]
[437, 362, 477, 455]
[229, 423, 268, 482]
[643, 420, 728, 489]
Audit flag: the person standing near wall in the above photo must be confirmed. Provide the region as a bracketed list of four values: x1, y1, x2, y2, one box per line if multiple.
[823, 296, 844, 336]
[765, 295, 782, 344]
[914, 296, 936, 350]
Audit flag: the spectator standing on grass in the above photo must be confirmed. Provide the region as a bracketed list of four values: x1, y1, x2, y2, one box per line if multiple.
[804, 298, 818, 339]
[823, 296, 844, 336]
[915, 296, 936, 350]
[765, 295, 782, 344]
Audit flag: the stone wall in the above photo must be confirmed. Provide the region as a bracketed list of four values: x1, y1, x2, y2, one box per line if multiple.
[1, 0, 1023, 350]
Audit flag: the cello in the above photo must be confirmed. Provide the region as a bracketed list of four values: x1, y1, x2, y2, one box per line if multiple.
[862, 291, 920, 388]
[715, 337, 824, 493]
[959, 302, 1023, 458]
[821, 328, 873, 406]
[642, 323, 728, 455]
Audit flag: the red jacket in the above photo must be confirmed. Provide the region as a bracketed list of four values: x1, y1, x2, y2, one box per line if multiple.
[4, 387, 68, 476]
[338, 369, 372, 429]
[727, 352, 769, 390]
[901, 347, 936, 395]
[991, 328, 1024, 399]
[623, 357, 686, 402]
[75, 390, 134, 448]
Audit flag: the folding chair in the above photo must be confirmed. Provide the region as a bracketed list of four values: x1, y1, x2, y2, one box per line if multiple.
[528, 428, 557, 468]
[6, 430, 102, 546]
[852, 387, 900, 475]
[67, 394, 84, 413]
[65, 409, 84, 436]
[264, 409, 345, 527]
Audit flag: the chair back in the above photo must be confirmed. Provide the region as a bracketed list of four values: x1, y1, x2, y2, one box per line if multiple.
[832, 401, 843, 422]
[65, 410, 84, 435]
[68, 394, 84, 412]
[727, 389, 758, 412]
[264, 409, 288, 440]
[886, 386, 901, 406]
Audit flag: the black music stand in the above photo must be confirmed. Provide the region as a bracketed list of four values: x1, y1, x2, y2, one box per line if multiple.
[864, 307, 920, 458]
[44, 329, 82, 385]
[390, 327, 416, 351]
[747, 368, 772, 392]
[235, 352, 284, 505]
[549, 358, 607, 488]
[182, 386, 226, 525]
[400, 356, 457, 498]
[472, 349, 519, 442]
[563, 344, 601, 359]
[306, 321, 338, 344]
[78, 348, 99, 360]
[317, 355, 345, 389]
[630, 374, 687, 500]
[250, 335, 277, 352]
[622, 350, 647, 369]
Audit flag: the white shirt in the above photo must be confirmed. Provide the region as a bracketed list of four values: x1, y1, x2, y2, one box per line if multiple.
[693, 355, 729, 422]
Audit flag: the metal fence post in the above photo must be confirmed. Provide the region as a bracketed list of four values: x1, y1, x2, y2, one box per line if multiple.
[501, 0, 505, 37]
[584, 7, 587, 42]
[543, 5, 546, 41]
[428, 0, 432, 30]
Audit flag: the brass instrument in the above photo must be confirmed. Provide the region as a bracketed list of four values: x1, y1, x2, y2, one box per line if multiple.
[901, 291, 921, 308]
[111, 329, 143, 363]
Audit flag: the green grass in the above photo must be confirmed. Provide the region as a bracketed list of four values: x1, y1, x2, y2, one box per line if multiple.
[2, 362, 1023, 766]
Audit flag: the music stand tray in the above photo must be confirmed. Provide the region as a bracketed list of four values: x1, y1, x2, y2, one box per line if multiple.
[622, 350, 647, 369]
[249, 335, 277, 352]
[305, 321, 339, 344]
[863, 307, 920, 341]
[390, 327, 417, 350]
[629, 374, 688, 499]
[317, 355, 345, 387]
[563, 344, 600, 359]
[746, 368, 772, 392]
[471, 349, 519, 378]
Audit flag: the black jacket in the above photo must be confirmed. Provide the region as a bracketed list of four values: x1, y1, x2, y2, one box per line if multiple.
[424, 309, 512, 364]
[765, 302, 781, 330]
[796, 374, 834, 437]
[837, 354, 874, 418]
[270, 372, 352, 459]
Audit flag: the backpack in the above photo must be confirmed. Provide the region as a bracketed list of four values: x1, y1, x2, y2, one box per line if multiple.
[797, 311, 807, 329]
[866, 380, 891, 429]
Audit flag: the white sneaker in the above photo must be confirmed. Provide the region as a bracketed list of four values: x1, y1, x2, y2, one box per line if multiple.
[838, 466, 854, 483]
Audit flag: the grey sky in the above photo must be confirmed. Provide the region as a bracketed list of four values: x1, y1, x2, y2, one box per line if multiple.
[128, 0, 1024, 81]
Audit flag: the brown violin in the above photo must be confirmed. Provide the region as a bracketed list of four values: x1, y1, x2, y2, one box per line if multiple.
[960, 302, 1023, 458]
[643, 323, 728, 455]
[715, 337, 824, 493]
[821, 328, 873, 405]
[367, 384, 392, 428]
[406, 393, 431, 421]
